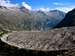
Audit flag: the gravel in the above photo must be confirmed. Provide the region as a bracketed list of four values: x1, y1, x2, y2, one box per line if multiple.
[4, 27, 75, 51]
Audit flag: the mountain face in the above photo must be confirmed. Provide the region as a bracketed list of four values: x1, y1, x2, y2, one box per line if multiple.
[19, 6, 29, 13]
[54, 9, 75, 28]
[48, 10, 65, 26]
[30, 10, 65, 31]
[0, 6, 65, 31]
[0, 6, 7, 9]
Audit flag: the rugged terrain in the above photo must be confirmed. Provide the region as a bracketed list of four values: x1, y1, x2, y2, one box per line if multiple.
[0, 6, 75, 56]
[54, 9, 75, 28]
[0, 6, 65, 31]
[4, 27, 75, 51]
[1, 26, 75, 56]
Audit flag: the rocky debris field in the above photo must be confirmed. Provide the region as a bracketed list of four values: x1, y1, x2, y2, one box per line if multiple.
[6, 27, 75, 51]
[1, 26, 75, 56]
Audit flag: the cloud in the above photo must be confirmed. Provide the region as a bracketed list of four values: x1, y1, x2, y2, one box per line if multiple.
[53, 2, 75, 12]
[0, 0, 19, 7]
[0, 0, 32, 10]
[0, 0, 74, 12]
[53, 2, 64, 6]
[55, 6, 75, 13]
[22, 2, 32, 10]
[34, 8, 50, 12]
[39, 8, 50, 11]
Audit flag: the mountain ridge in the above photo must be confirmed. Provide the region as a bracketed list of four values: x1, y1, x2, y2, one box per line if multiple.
[54, 8, 75, 28]
[0, 5, 65, 31]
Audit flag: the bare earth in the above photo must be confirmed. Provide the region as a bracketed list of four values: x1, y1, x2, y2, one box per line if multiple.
[5, 26, 75, 51]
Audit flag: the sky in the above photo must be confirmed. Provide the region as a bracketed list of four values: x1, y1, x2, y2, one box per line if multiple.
[0, 0, 75, 12]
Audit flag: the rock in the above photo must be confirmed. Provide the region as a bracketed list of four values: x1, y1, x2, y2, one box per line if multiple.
[54, 8, 75, 28]
[1, 26, 75, 51]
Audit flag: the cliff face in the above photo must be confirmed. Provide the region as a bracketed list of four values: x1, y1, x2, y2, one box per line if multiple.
[54, 9, 75, 28]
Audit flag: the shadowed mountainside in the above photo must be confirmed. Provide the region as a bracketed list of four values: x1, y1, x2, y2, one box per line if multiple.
[54, 8, 75, 28]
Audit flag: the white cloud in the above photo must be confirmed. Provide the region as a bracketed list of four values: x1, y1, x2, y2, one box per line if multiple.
[35, 8, 50, 12]
[0, 0, 74, 13]
[0, 0, 32, 10]
[53, 2, 64, 6]
[0, 0, 19, 7]
[39, 8, 50, 11]
[55, 6, 75, 13]
[53, 2, 75, 13]
[22, 2, 32, 10]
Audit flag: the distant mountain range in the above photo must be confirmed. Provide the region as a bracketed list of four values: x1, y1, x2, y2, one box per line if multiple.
[54, 8, 75, 28]
[0, 6, 65, 31]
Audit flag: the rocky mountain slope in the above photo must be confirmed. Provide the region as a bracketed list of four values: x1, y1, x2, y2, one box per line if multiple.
[0, 6, 65, 31]
[1, 8, 75, 56]
[54, 8, 75, 28]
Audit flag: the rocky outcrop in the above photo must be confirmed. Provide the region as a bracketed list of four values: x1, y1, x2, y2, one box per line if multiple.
[0, 6, 7, 9]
